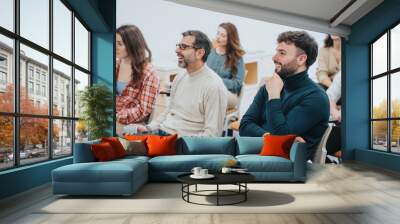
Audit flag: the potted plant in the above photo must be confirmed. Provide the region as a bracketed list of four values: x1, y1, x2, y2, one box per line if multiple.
[79, 84, 113, 140]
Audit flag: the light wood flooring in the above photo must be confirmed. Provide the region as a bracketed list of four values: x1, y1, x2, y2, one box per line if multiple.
[1, 162, 400, 224]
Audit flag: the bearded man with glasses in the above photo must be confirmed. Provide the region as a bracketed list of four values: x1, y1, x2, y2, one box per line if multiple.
[134, 30, 228, 137]
[240, 31, 330, 161]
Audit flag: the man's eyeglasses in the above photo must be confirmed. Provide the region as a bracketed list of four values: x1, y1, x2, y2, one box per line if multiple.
[176, 43, 198, 50]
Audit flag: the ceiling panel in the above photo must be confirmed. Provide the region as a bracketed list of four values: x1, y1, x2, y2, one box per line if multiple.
[166, 0, 384, 37]
[226, 0, 352, 21]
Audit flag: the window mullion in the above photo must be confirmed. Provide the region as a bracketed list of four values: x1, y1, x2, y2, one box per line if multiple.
[370, 45, 374, 149]
[0, 0, 86, 170]
[48, 0, 53, 160]
[13, 0, 20, 166]
[388, 30, 391, 152]
[71, 10, 76, 154]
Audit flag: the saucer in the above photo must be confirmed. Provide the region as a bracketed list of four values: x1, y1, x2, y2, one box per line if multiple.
[190, 174, 215, 179]
[232, 170, 249, 174]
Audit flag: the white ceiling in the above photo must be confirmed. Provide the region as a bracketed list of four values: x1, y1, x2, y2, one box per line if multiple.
[226, 0, 352, 22]
[165, 0, 384, 37]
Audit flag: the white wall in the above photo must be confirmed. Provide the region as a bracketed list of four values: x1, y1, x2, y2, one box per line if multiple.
[117, 0, 326, 81]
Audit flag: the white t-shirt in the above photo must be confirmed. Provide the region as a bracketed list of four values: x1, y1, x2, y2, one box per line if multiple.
[327, 71, 341, 103]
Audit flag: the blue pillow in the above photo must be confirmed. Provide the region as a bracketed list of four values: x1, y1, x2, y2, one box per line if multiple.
[177, 137, 235, 155]
[236, 137, 263, 155]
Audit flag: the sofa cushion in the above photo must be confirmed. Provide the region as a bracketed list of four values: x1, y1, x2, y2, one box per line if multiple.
[53, 163, 133, 183]
[118, 138, 147, 156]
[177, 137, 235, 155]
[116, 155, 150, 163]
[73, 140, 100, 163]
[236, 137, 263, 155]
[147, 134, 178, 157]
[148, 154, 235, 172]
[101, 137, 127, 158]
[236, 155, 293, 172]
[52, 158, 147, 183]
[124, 135, 150, 142]
[91, 142, 118, 162]
[260, 134, 296, 159]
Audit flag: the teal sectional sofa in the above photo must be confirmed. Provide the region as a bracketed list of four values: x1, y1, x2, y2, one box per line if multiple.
[52, 137, 307, 196]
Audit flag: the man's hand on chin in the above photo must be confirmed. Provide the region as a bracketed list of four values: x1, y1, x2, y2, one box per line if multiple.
[295, 137, 306, 143]
[265, 73, 283, 100]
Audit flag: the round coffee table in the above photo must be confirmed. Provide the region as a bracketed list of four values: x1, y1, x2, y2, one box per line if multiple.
[177, 172, 255, 206]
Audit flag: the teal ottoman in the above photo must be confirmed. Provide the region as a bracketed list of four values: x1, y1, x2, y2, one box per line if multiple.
[52, 156, 148, 196]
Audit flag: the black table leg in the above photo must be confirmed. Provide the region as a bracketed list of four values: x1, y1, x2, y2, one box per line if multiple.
[181, 184, 183, 200]
[179, 181, 252, 206]
[217, 184, 219, 206]
[187, 184, 190, 202]
[245, 183, 247, 201]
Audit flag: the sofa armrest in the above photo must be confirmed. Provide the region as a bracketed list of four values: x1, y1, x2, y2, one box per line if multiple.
[289, 142, 307, 182]
[73, 140, 99, 163]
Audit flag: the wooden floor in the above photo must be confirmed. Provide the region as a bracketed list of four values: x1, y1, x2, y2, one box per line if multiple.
[1, 162, 400, 224]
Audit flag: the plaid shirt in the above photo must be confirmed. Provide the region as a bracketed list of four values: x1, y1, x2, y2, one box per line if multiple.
[116, 63, 160, 124]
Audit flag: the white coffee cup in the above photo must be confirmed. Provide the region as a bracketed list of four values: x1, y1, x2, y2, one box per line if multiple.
[199, 169, 208, 176]
[191, 167, 202, 176]
[221, 167, 232, 174]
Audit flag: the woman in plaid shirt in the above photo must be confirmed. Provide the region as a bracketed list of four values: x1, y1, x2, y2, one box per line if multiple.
[115, 25, 160, 131]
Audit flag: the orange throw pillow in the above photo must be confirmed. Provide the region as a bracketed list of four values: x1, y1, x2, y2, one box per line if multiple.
[146, 134, 178, 157]
[101, 137, 127, 158]
[91, 142, 117, 161]
[260, 134, 297, 159]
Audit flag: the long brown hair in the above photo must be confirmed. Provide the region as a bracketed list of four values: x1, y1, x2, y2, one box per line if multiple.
[116, 25, 152, 86]
[324, 34, 334, 48]
[219, 23, 245, 77]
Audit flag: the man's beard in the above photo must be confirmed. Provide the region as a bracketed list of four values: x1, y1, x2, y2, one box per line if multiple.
[178, 59, 188, 68]
[177, 54, 193, 68]
[274, 59, 298, 79]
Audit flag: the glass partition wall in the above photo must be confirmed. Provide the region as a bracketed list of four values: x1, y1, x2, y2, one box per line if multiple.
[370, 23, 400, 154]
[0, 0, 91, 170]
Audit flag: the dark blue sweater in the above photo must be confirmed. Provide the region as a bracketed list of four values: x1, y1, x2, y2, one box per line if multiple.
[239, 70, 330, 159]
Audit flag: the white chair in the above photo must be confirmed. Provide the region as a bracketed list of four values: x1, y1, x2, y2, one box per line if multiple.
[312, 123, 333, 164]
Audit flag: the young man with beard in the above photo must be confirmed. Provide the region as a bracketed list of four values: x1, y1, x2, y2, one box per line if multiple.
[239, 31, 329, 160]
[134, 30, 228, 136]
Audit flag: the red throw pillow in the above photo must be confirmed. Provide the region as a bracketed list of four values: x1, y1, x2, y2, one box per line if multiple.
[101, 137, 127, 158]
[91, 142, 117, 161]
[146, 134, 178, 157]
[260, 134, 297, 159]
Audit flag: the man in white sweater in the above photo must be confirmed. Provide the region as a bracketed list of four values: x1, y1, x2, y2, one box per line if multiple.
[136, 30, 228, 136]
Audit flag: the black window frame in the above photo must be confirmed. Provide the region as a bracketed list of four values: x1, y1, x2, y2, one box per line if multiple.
[0, 0, 92, 171]
[370, 20, 400, 154]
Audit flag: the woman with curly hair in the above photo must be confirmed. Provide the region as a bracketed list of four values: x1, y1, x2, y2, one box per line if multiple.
[207, 22, 245, 109]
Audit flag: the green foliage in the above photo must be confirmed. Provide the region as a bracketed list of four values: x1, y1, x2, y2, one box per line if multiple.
[373, 99, 400, 141]
[79, 84, 113, 140]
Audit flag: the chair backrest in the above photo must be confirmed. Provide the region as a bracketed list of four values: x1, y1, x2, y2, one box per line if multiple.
[222, 70, 248, 136]
[313, 124, 333, 164]
[236, 69, 249, 118]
